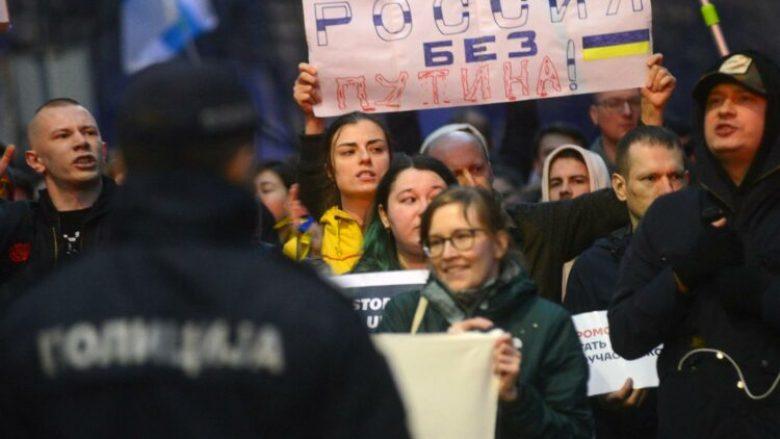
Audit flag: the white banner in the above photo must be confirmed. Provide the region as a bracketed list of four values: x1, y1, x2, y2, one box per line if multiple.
[373, 333, 500, 439]
[302, 0, 653, 117]
[572, 311, 660, 396]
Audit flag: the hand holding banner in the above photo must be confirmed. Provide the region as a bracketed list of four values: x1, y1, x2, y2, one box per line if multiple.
[0, 0, 10, 33]
[302, 0, 653, 116]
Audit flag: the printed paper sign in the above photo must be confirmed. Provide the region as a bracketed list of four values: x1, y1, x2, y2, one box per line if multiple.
[331, 270, 429, 332]
[302, 0, 653, 116]
[572, 310, 661, 396]
[373, 333, 500, 439]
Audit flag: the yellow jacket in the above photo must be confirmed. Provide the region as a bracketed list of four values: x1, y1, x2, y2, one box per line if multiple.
[283, 206, 363, 275]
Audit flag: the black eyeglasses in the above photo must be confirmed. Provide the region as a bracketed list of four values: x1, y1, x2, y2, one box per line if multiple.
[423, 228, 485, 258]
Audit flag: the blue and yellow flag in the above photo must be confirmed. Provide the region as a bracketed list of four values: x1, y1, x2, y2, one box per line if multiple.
[582, 29, 650, 62]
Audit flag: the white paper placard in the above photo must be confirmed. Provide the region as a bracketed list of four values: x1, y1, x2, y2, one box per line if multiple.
[302, 0, 653, 116]
[572, 310, 661, 396]
[373, 333, 500, 439]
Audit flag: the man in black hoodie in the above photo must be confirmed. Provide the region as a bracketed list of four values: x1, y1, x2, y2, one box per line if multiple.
[0, 99, 116, 299]
[0, 62, 409, 438]
[609, 51, 780, 438]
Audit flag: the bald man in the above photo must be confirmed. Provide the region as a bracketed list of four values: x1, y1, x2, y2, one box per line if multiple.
[0, 98, 116, 299]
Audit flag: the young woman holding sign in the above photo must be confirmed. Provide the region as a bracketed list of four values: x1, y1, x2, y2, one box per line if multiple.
[379, 186, 592, 438]
[353, 154, 457, 273]
[287, 63, 392, 274]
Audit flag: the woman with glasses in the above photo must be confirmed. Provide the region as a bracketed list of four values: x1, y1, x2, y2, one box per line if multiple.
[378, 186, 592, 439]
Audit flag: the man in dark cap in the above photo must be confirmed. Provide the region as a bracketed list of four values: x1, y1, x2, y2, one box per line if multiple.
[0, 61, 409, 438]
[609, 50, 780, 438]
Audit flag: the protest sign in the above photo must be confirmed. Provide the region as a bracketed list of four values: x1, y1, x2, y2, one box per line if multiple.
[302, 0, 653, 116]
[572, 310, 660, 396]
[373, 333, 500, 439]
[331, 270, 429, 332]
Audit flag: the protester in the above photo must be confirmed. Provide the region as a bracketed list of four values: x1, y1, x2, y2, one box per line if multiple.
[609, 51, 780, 438]
[0, 98, 116, 299]
[589, 54, 675, 171]
[419, 123, 493, 190]
[565, 126, 687, 439]
[254, 160, 297, 243]
[523, 123, 588, 201]
[353, 154, 456, 272]
[291, 64, 393, 273]
[541, 145, 610, 202]
[0, 61, 410, 438]
[379, 186, 592, 438]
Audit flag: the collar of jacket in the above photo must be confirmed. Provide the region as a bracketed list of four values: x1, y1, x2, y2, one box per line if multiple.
[602, 225, 632, 260]
[36, 176, 117, 225]
[421, 258, 536, 325]
[110, 171, 258, 245]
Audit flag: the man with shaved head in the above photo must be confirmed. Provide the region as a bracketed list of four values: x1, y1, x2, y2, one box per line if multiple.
[0, 98, 115, 299]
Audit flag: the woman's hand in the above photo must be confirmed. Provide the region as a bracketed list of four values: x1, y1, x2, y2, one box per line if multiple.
[494, 334, 522, 402]
[293, 63, 326, 135]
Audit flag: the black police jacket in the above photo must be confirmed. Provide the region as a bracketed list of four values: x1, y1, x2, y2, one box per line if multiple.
[0, 172, 409, 438]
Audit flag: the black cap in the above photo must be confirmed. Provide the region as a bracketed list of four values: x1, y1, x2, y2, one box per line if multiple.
[693, 53, 767, 104]
[117, 61, 258, 152]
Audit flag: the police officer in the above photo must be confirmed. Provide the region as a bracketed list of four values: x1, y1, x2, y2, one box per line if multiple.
[0, 61, 409, 438]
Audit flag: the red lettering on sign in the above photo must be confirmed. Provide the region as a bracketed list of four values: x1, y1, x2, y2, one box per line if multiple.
[418, 69, 451, 105]
[461, 64, 491, 103]
[536, 55, 562, 97]
[503, 60, 530, 100]
[375, 71, 409, 108]
[336, 76, 376, 112]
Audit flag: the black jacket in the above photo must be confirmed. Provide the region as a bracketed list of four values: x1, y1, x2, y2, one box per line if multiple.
[0, 172, 409, 438]
[508, 189, 628, 302]
[0, 177, 116, 297]
[565, 226, 658, 439]
[609, 51, 780, 438]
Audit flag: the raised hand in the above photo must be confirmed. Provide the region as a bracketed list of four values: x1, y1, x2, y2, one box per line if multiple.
[641, 53, 676, 126]
[293, 63, 326, 135]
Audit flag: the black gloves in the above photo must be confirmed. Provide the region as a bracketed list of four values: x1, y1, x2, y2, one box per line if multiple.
[669, 221, 743, 292]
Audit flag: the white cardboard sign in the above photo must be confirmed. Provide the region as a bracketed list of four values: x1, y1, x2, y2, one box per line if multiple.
[302, 0, 653, 116]
[572, 310, 661, 396]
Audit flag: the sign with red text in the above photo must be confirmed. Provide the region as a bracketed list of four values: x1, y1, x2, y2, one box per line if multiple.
[303, 0, 653, 116]
[572, 311, 660, 396]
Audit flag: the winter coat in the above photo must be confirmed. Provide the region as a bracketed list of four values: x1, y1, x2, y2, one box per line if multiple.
[564, 226, 658, 439]
[608, 51, 780, 438]
[0, 177, 116, 300]
[379, 262, 593, 439]
[0, 172, 409, 438]
[507, 188, 628, 302]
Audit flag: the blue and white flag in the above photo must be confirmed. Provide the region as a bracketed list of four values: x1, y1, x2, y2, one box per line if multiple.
[122, 0, 218, 73]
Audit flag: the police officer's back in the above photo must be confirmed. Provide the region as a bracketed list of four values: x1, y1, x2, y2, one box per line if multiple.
[0, 62, 409, 438]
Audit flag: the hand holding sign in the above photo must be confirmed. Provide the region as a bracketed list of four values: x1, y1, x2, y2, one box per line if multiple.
[294, 63, 325, 135]
[599, 378, 648, 410]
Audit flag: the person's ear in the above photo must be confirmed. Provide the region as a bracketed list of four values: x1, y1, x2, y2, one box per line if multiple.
[589, 104, 599, 126]
[494, 230, 510, 260]
[378, 204, 391, 229]
[612, 172, 628, 202]
[25, 150, 45, 175]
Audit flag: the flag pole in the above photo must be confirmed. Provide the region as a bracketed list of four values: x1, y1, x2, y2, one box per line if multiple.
[699, 0, 729, 57]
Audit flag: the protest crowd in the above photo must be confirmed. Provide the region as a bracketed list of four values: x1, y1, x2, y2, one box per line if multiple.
[0, 1, 778, 438]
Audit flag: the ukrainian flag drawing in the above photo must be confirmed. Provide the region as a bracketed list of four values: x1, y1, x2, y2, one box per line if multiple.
[582, 29, 651, 62]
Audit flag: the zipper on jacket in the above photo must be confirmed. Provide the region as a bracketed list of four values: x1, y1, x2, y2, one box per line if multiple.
[51, 226, 59, 263]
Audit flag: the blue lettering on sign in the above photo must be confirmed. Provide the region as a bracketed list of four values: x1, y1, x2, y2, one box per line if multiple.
[491, 0, 529, 29]
[507, 30, 538, 57]
[434, 0, 470, 36]
[424, 41, 455, 67]
[373, 0, 413, 41]
[548, 0, 588, 23]
[607, 0, 644, 15]
[314, 2, 353, 46]
[465, 36, 497, 63]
